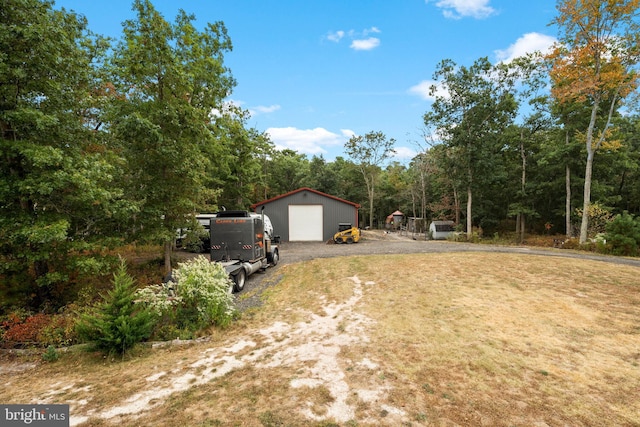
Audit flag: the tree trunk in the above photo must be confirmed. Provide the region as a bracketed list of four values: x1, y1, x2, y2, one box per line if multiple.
[163, 240, 172, 278]
[466, 186, 472, 240]
[369, 181, 375, 229]
[566, 163, 572, 238]
[453, 187, 460, 225]
[466, 163, 473, 239]
[579, 151, 594, 244]
[519, 132, 526, 244]
[579, 101, 601, 244]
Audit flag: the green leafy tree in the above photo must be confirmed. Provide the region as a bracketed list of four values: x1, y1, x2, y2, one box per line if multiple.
[547, 99, 592, 237]
[307, 155, 340, 195]
[107, 0, 235, 275]
[424, 58, 517, 239]
[610, 115, 640, 214]
[76, 259, 155, 355]
[324, 157, 364, 204]
[378, 162, 412, 223]
[265, 149, 310, 197]
[344, 131, 396, 229]
[0, 0, 121, 309]
[216, 112, 273, 209]
[421, 144, 462, 224]
[500, 55, 551, 241]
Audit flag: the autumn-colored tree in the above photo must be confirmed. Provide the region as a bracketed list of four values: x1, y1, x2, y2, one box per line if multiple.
[547, 0, 640, 243]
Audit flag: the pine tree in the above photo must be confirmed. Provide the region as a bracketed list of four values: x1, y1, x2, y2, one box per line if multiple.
[76, 260, 155, 355]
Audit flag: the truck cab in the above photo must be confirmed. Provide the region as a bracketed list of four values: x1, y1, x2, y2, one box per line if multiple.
[209, 210, 279, 292]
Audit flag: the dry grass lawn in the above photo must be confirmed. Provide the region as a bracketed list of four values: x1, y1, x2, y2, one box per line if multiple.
[1, 252, 639, 426]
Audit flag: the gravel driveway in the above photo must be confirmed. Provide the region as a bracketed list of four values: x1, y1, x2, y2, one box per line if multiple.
[230, 231, 640, 312]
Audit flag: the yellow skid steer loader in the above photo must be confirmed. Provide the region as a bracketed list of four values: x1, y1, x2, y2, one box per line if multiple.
[333, 223, 360, 244]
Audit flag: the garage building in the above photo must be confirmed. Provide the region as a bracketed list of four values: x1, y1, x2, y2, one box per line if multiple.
[251, 187, 360, 242]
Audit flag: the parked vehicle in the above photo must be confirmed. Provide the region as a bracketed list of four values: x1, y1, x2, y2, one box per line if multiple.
[333, 223, 360, 244]
[209, 210, 279, 292]
[176, 213, 216, 252]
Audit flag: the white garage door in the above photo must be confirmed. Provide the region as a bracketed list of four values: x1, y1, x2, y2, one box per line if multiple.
[289, 205, 323, 241]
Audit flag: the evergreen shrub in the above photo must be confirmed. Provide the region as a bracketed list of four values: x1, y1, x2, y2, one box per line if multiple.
[604, 212, 640, 256]
[76, 259, 155, 355]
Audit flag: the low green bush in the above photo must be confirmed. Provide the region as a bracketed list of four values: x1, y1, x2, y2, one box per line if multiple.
[42, 345, 59, 362]
[604, 212, 640, 256]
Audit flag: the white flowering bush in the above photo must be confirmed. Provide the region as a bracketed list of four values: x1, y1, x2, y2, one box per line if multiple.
[172, 256, 236, 329]
[133, 256, 236, 339]
[135, 283, 183, 317]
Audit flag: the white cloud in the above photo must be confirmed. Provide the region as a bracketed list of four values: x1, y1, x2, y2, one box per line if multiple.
[392, 146, 418, 161]
[266, 127, 349, 156]
[494, 32, 557, 63]
[350, 37, 381, 51]
[341, 129, 356, 139]
[249, 104, 281, 116]
[426, 0, 496, 19]
[363, 26, 381, 35]
[326, 27, 382, 51]
[408, 79, 449, 101]
[327, 30, 345, 42]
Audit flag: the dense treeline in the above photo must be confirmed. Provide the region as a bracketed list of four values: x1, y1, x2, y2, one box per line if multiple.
[2, 0, 640, 314]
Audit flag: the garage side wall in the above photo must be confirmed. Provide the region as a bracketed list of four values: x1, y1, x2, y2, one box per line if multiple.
[254, 189, 358, 242]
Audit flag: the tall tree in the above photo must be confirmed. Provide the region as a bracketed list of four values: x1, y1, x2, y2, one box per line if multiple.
[344, 131, 396, 229]
[0, 0, 119, 308]
[547, 0, 640, 243]
[108, 0, 235, 274]
[378, 162, 412, 225]
[612, 115, 640, 214]
[503, 55, 551, 242]
[215, 111, 273, 210]
[265, 149, 310, 197]
[307, 155, 339, 196]
[549, 99, 591, 237]
[424, 58, 517, 239]
[407, 152, 430, 225]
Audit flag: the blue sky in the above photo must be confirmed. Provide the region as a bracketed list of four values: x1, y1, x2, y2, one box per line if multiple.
[54, 0, 559, 163]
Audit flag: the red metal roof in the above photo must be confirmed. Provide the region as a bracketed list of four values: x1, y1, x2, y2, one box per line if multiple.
[251, 187, 361, 209]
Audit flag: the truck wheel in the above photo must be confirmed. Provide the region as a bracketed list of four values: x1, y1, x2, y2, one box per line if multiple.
[233, 269, 246, 293]
[270, 249, 279, 266]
